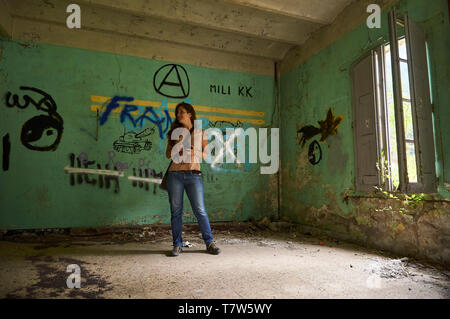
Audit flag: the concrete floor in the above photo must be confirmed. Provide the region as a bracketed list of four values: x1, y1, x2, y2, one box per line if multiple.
[0, 223, 449, 299]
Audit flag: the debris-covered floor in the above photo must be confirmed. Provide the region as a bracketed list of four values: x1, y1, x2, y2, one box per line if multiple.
[0, 222, 449, 299]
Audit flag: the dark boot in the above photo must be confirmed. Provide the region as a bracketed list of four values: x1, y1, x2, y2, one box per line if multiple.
[170, 246, 183, 257]
[206, 242, 221, 255]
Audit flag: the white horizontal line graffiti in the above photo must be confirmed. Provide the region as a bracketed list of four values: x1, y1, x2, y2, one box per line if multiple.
[127, 176, 162, 184]
[64, 166, 125, 177]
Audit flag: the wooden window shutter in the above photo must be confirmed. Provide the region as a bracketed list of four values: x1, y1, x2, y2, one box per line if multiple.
[351, 53, 380, 193]
[405, 14, 437, 193]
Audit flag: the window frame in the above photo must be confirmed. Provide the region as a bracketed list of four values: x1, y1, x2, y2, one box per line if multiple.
[351, 10, 437, 195]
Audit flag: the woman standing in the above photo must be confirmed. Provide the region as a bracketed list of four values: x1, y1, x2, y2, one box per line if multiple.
[165, 102, 221, 257]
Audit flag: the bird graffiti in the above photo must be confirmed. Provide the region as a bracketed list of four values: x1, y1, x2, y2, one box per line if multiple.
[297, 108, 344, 147]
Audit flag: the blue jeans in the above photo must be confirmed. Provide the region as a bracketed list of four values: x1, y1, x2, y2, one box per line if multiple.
[166, 171, 214, 247]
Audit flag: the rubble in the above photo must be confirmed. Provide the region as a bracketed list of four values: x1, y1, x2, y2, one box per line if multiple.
[248, 216, 297, 233]
[365, 258, 411, 279]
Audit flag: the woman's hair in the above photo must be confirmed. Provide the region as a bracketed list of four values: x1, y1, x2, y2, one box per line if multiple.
[167, 102, 197, 145]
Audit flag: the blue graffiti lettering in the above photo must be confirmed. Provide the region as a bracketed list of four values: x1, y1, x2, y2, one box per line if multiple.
[99, 97, 173, 140]
[120, 104, 139, 128]
[99, 96, 134, 125]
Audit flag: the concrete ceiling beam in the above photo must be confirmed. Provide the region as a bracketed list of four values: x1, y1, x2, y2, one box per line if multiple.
[83, 0, 322, 45]
[11, 16, 275, 76]
[10, 0, 291, 60]
[222, 0, 355, 25]
[0, 0, 13, 37]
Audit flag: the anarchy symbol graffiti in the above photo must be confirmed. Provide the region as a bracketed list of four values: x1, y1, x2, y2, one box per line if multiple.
[153, 64, 190, 98]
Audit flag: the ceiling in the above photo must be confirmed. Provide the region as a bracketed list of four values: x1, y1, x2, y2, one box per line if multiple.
[3, 0, 356, 74]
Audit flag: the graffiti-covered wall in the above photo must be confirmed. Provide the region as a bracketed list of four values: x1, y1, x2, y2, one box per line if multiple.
[280, 0, 450, 265]
[0, 38, 278, 229]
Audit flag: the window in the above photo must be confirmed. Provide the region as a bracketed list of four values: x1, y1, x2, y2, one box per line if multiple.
[352, 10, 436, 194]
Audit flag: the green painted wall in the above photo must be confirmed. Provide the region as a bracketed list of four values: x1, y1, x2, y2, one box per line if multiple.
[0, 39, 278, 230]
[281, 0, 449, 214]
[279, 0, 449, 264]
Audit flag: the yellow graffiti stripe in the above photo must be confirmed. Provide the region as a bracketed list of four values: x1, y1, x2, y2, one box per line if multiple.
[90, 95, 265, 124]
[91, 105, 265, 125]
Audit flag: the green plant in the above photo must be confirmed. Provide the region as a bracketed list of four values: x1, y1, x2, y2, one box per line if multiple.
[404, 193, 427, 209]
[373, 185, 428, 213]
[376, 149, 389, 180]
